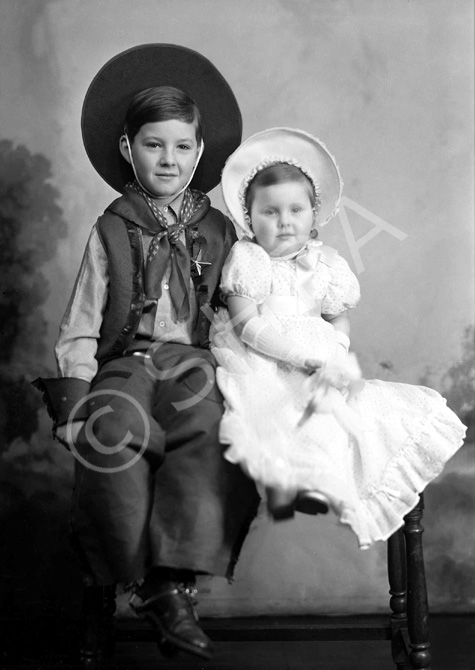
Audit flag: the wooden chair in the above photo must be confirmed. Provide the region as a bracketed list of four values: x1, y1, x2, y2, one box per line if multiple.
[78, 494, 431, 669]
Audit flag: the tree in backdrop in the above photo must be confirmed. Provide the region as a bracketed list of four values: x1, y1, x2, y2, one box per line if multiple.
[440, 324, 475, 443]
[418, 324, 475, 444]
[0, 139, 67, 449]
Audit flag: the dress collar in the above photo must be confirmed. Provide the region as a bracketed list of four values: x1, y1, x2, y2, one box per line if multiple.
[271, 239, 322, 261]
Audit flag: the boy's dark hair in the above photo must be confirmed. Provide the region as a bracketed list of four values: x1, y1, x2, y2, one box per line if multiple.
[124, 85, 203, 143]
[245, 163, 316, 213]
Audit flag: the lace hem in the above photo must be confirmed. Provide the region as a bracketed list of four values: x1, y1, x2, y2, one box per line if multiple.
[221, 399, 466, 549]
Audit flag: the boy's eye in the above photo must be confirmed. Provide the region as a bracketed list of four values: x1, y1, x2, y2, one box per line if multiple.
[146, 142, 161, 149]
[178, 144, 192, 150]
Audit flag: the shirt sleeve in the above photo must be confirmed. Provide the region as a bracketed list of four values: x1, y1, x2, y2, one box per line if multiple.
[321, 253, 361, 315]
[220, 240, 272, 304]
[55, 224, 109, 382]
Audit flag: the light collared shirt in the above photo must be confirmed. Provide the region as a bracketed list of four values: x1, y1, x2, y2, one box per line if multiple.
[55, 197, 199, 382]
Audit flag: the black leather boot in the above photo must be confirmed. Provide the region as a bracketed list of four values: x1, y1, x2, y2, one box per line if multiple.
[129, 570, 213, 660]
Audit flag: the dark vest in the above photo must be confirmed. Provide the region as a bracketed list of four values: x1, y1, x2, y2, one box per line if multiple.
[95, 194, 236, 364]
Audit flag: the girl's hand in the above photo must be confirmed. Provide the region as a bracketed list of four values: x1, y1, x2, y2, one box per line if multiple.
[55, 420, 86, 450]
[304, 358, 323, 372]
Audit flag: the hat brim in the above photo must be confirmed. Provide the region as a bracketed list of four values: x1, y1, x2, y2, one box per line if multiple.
[82, 44, 242, 194]
[221, 127, 343, 237]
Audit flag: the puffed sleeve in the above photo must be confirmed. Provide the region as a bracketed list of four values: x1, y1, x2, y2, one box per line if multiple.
[321, 253, 361, 314]
[220, 239, 272, 304]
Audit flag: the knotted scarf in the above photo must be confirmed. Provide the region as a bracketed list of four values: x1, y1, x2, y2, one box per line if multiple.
[128, 182, 209, 321]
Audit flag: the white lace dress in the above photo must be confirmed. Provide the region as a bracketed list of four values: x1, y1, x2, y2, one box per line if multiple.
[210, 239, 466, 548]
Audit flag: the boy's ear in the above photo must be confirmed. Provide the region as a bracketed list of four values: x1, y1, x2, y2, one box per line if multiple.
[119, 135, 132, 165]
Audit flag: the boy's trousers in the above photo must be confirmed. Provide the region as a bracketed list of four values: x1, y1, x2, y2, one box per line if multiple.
[70, 342, 259, 585]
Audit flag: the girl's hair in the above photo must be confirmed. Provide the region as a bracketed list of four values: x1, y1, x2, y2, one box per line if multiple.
[245, 163, 316, 213]
[124, 86, 203, 143]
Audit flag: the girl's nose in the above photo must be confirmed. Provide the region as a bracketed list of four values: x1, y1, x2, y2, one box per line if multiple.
[278, 212, 291, 227]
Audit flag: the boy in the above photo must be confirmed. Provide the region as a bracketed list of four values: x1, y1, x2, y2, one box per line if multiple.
[34, 44, 259, 661]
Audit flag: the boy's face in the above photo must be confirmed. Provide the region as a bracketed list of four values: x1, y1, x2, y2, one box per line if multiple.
[120, 119, 200, 199]
[249, 181, 314, 257]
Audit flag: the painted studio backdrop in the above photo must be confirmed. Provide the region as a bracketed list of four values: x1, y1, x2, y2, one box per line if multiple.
[0, 0, 474, 621]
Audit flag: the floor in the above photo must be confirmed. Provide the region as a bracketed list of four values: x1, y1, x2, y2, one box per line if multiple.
[2, 615, 474, 669]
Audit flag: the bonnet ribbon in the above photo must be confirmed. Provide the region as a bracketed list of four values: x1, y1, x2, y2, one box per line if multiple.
[130, 181, 209, 321]
[278, 242, 321, 317]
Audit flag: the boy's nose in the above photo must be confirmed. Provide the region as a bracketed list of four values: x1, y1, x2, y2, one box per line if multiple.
[160, 147, 176, 165]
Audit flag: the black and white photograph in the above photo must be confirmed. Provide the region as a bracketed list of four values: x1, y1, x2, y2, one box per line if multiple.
[1, 1, 473, 669]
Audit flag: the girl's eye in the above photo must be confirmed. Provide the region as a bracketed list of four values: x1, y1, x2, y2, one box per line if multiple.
[291, 206, 302, 213]
[264, 209, 276, 216]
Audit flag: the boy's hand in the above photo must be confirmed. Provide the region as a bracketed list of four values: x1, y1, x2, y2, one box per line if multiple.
[55, 420, 86, 450]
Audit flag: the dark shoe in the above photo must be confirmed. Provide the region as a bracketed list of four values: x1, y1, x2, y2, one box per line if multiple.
[296, 491, 329, 515]
[129, 582, 214, 660]
[266, 487, 296, 520]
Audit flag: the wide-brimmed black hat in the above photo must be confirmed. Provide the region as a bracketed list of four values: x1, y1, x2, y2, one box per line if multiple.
[81, 44, 242, 194]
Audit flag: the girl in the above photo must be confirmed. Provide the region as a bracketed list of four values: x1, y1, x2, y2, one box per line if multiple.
[211, 127, 466, 548]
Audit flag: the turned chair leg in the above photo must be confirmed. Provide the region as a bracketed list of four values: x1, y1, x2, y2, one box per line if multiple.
[388, 527, 410, 669]
[79, 584, 117, 670]
[403, 494, 431, 670]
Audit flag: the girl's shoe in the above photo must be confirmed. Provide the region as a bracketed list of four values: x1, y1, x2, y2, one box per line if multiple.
[296, 491, 329, 515]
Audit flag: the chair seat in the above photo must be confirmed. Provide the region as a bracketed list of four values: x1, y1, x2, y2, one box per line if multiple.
[78, 494, 431, 669]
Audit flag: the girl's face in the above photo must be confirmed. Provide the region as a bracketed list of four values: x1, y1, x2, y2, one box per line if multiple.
[249, 181, 314, 257]
[120, 119, 200, 199]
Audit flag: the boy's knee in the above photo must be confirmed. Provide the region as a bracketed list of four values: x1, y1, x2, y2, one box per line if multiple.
[77, 403, 165, 466]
